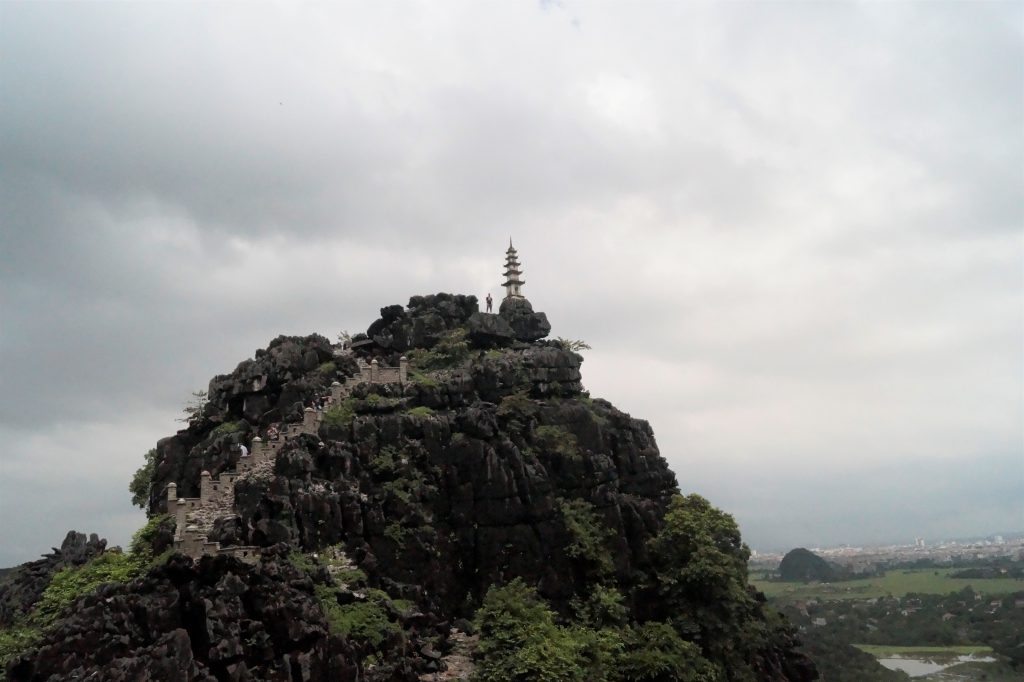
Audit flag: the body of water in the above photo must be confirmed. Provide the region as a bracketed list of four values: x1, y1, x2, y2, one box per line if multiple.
[877, 654, 997, 677]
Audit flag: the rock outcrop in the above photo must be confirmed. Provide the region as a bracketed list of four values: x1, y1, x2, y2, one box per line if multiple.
[0, 532, 106, 628]
[497, 296, 551, 342]
[2, 293, 817, 681]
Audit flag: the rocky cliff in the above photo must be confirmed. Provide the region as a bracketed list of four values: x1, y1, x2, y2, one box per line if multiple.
[1, 293, 817, 681]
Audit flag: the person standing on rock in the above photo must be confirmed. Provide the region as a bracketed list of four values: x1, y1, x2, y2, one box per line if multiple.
[486, 292, 493, 313]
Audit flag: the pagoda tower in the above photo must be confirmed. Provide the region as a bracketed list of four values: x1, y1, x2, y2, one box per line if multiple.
[503, 240, 525, 300]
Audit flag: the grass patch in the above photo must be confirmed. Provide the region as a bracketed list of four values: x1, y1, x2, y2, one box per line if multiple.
[322, 398, 356, 428]
[535, 425, 580, 459]
[210, 420, 245, 437]
[497, 390, 538, 419]
[406, 405, 434, 417]
[365, 393, 401, 409]
[854, 644, 994, 657]
[384, 523, 407, 546]
[315, 584, 399, 648]
[406, 328, 470, 371]
[408, 370, 439, 388]
[752, 568, 1024, 601]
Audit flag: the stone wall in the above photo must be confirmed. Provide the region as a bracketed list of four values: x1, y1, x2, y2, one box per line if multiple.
[168, 357, 408, 561]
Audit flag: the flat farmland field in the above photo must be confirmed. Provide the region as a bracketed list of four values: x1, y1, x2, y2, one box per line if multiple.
[751, 568, 1024, 600]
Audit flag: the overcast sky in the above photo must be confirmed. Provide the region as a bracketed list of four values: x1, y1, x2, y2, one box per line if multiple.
[1, 1, 1021, 567]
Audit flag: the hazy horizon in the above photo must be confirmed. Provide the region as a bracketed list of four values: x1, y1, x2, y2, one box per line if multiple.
[1, 1, 1021, 567]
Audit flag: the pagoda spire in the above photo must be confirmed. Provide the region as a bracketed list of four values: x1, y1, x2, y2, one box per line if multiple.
[503, 241, 525, 299]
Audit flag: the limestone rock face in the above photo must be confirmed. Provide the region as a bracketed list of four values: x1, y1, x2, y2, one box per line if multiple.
[367, 293, 478, 352]
[207, 333, 338, 417]
[5, 550, 437, 682]
[498, 296, 551, 342]
[4, 293, 817, 681]
[465, 311, 515, 346]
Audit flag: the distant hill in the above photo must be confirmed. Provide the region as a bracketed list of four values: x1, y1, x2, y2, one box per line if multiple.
[779, 547, 840, 582]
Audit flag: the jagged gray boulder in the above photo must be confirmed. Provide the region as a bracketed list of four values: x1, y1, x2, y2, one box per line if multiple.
[465, 311, 515, 346]
[498, 296, 551, 342]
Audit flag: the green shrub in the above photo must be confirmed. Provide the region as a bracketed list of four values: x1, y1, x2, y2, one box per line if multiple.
[409, 370, 439, 388]
[406, 405, 435, 417]
[35, 551, 144, 626]
[554, 338, 592, 352]
[315, 585, 399, 648]
[535, 425, 580, 459]
[366, 391, 401, 405]
[129, 448, 158, 509]
[210, 420, 245, 437]
[369, 446, 401, 476]
[571, 585, 627, 628]
[560, 499, 615, 579]
[474, 578, 584, 682]
[617, 622, 719, 682]
[129, 514, 173, 564]
[497, 391, 538, 419]
[0, 624, 42, 673]
[318, 361, 337, 375]
[406, 328, 470, 370]
[384, 523, 407, 547]
[322, 399, 356, 428]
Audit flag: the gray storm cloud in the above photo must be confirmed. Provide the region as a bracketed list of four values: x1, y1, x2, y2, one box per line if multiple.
[1, 1, 1021, 565]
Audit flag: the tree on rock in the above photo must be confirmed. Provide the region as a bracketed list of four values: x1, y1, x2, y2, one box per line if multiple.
[128, 448, 157, 509]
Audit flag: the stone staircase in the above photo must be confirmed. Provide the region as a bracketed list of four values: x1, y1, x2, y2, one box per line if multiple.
[168, 357, 408, 563]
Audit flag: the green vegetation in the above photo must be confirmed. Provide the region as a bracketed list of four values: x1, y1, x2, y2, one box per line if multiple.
[34, 551, 140, 625]
[497, 391, 538, 419]
[368, 446, 401, 477]
[288, 550, 317, 573]
[535, 425, 580, 459]
[406, 405, 434, 417]
[768, 561, 1024, 677]
[0, 516, 175, 672]
[474, 578, 585, 682]
[570, 585, 627, 628]
[322, 398, 357, 428]
[315, 585, 398, 649]
[473, 578, 719, 682]
[554, 338, 592, 353]
[210, 420, 245, 437]
[177, 389, 209, 424]
[365, 393, 402, 409]
[317, 361, 337, 375]
[129, 447, 157, 508]
[406, 328, 470, 370]
[752, 568, 1024, 600]
[408, 370, 439, 388]
[559, 499, 614, 579]
[617, 622, 718, 682]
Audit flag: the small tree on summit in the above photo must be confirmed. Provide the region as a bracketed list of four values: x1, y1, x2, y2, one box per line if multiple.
[176, 389, 208, 424]
[555, 338, 592, 352]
